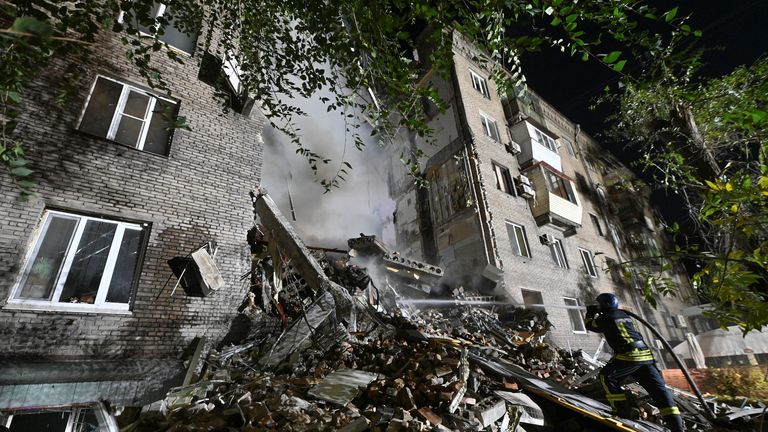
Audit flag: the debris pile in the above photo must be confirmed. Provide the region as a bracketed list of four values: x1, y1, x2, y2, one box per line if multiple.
[120, 191, 763, 431]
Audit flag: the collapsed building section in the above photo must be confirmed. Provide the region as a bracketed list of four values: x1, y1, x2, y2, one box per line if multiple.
[108, 190, 763, 432]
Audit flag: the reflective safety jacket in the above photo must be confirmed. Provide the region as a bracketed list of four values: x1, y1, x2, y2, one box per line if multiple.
[585, 309, 655, 362]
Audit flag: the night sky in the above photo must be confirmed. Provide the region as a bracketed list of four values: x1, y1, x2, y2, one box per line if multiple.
[522, 0, 768, 142]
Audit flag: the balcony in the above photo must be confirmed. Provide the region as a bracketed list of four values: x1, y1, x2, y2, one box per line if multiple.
[521, 163, 582, 229]
[508, 120, 562, 172]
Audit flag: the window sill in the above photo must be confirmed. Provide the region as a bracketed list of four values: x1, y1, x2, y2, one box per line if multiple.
[3, 301, 133, 316]
[572, 330, 588, 335]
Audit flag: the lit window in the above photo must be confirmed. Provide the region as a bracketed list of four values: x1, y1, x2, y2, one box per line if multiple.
[564, 297, 586, 332]
[589, 213, 604, 236]
[479, 112, 500, 141]
[522, 289, 544, 311]
[550, 239, 568, 268]
[78, 76, 178, 156]
[579, 248, 598, 278]
[470, 69, 490, 98]
[492, 162, 514, 195]
[135, 3, 199, 54]
[532, 127, 557, 151]
[505, 222, 531, 258]
[544, 170, 577, 203]
[10, 210, 146, 312]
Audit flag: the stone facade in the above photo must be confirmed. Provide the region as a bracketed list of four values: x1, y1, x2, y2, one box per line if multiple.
[0, 28, 264, 407]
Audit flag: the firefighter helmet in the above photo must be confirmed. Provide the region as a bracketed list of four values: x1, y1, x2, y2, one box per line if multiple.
[596, 293, 619, 311]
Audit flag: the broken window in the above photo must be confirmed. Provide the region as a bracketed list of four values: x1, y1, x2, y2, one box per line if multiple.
[492, 162, 514, 195]
[134, 3, 199, 54]
[578, 248, 598, 278]
[3, 406, 105, 431]
[78, 76, 178, 156]
[549, 239, 568, 268]
[470, 69, 490, 98]
[589, 213, 603, 236]
[10, 210, 146, 311]
[198, 52, 251, 114]
[543, 169, 577, 203]
[563, 297, 586, 332]
[521, 289, 544, 311]
[479, 111, 500, 141]
[505, 222, 531, 258]
[428, 157, 471, 226]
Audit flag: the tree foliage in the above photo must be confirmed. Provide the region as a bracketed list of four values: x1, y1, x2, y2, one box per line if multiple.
[605, 56, 768, 332]
[1, 0, 687, 193]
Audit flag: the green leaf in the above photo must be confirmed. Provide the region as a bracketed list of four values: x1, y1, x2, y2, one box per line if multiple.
[603, 51, 621, 64]
[565, 14, 578, 23]
[11, 166, 33, 177]
[612, 59, 627, 72]
[694, 30, 702, 37]
[6, 91, 22, 104]
[9, 158, 29, 167]
[550, 17, 561, 26]
[11, 16, 54, 37]
[664, 7, 678, 23]
[17, 180, 36, 189]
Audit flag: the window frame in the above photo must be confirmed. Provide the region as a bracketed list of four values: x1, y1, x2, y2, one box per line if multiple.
[589, 213, 604, 236]
[479, 111, 500, 141]
[543, 168, 577, 203]
[521, 288, 544, 311]
[563, 138, 576, 157]
[550, 238, 568, 269]
[492, 162, 514, 195]
[133, 3, 199, 55]
[531, 126, 558, 151]
[505, 221, 531, 258]
[563, 297, 587, 333]
[77, 75, 178, 155]
[469, 69, 490, 98]
[6, 210, 147, 314]
[578, 247, 598, 278]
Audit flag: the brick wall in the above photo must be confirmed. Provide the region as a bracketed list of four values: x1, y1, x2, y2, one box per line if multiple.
[0, 30, 264, 365]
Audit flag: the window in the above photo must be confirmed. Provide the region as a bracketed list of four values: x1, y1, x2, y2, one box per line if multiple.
[550, 239, 568, 268]
[563, 138, 576, 157]
[199, 52, 250, 113]
[470, 69, 490, 98]
[135, 3, 199, 54]
[505, 222, 531, 258]
[579, 248, 598, 278]
[544, 170, 577, 203]
[78, 76, 178, 156]
[589, 213, 604, 236]
[575, 173, 590, 193]
[564, 297, 586, 332]
[522, 289, 544, 311]
[532, 127, 557, 151]
[3, 406, 106, 431]
[492, 162, 514, 195]
[9, 210, 147, 312]
[479, 112, 500, 141]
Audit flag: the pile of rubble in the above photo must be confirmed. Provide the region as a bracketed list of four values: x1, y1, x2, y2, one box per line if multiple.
[119, 191, 759, 431]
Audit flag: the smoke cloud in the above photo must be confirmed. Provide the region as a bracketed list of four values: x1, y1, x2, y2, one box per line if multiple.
[260, 92, 396, 250]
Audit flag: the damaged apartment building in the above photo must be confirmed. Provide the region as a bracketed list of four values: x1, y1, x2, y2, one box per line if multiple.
[386, 31, 698, 363]
[0, 6, 264, 428]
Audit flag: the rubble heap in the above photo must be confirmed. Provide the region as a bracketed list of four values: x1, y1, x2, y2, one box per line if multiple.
[120, 191, 760, 431]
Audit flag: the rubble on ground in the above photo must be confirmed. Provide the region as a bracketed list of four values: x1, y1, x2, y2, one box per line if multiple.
[119, 191, 763, 431]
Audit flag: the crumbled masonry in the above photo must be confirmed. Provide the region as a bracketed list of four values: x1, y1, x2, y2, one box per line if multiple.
[119, 191, 762, 431]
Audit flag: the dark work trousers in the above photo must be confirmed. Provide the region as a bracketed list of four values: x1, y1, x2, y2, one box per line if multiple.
[599, 359, 685, 431]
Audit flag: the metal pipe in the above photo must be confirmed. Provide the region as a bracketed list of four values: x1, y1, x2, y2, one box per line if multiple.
[621, 308, 717, 421]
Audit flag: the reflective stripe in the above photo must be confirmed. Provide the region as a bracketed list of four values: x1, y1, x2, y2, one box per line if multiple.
[660, 406, 680, 416]
[616, 320, 634, 344]
[599, 375, 617, 410]
[606, 394, 627, 401]
[615, 348, 655, 362]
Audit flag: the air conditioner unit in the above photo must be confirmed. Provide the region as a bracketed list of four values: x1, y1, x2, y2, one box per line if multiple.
[516, 175, 534, 199]
[676, 314, 688, 328]
[505, 141, 522, 155]
[539, 233, 556, 245]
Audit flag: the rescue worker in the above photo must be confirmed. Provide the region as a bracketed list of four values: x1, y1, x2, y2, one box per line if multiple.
[585, 293, 685, 431]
